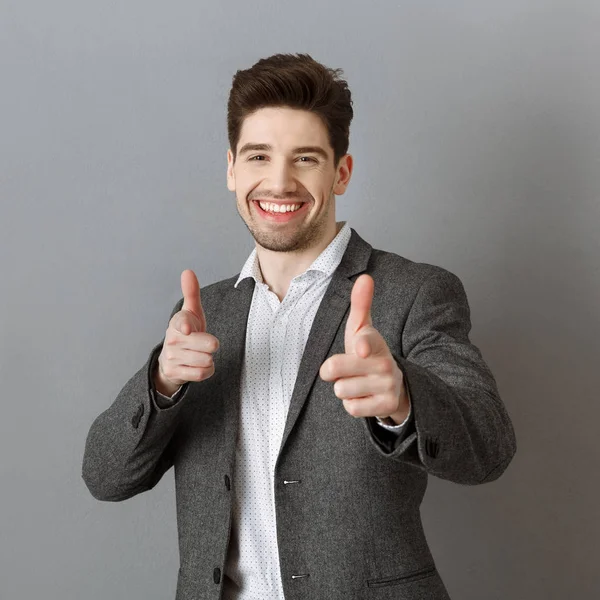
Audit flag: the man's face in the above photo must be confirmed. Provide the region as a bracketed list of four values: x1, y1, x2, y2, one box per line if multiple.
[227, 107, 352, 253]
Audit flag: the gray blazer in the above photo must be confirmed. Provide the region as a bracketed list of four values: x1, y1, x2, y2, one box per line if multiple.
[82, 228, 516, 600]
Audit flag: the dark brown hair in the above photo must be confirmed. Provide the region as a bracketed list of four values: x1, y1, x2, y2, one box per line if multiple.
[227, 53, 353, 167]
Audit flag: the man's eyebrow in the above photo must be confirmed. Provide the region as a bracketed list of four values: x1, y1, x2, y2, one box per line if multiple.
[238, 143, 272, 155]
[293, 146, 329, 160]
[238, 143, 330, 160]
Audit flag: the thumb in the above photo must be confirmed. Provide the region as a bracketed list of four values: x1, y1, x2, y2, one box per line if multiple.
[347, 274, 374, 337]
[180, 269, 206, 334]
[345, 274, 375, 355]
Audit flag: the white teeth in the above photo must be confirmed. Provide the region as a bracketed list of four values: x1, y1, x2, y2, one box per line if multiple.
[258, 202, 301, 213]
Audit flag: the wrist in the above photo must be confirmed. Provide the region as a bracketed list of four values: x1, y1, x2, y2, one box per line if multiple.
[154, 361, 182, 397]
[387, 408, 409, 426]
[380, 384, 411, 425]
[388, 378, 411, 425]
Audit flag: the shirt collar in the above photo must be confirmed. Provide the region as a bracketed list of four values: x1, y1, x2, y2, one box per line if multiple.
[234, 221, 351, 288]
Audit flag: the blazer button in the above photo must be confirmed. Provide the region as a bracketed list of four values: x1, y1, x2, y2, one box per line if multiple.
[131, 404, 144, 428]
[425, 438, 440, 458]
[224, 475, 231, 490]
[213, 567, 221, 584]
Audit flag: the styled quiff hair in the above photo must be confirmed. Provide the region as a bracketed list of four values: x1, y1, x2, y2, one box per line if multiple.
[227, 53, 353, 167]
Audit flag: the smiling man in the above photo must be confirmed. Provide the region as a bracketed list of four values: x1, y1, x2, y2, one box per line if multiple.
[83, 53, 516, 600]
[229, 108, 346, 273]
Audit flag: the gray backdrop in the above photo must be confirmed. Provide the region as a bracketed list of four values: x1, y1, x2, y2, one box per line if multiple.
[1, 1, 598, 598]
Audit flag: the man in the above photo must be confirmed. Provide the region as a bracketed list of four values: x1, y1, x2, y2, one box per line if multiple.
[82, 53, 516, 600]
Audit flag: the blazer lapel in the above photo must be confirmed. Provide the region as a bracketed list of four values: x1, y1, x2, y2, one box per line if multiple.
[215, 276, 255, 451]
[277, 228, 373, 459]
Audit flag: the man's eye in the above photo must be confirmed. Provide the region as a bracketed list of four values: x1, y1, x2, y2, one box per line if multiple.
[247, 155, 316, 163]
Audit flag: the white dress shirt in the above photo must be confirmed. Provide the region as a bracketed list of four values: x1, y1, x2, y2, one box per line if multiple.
[158, 221, 411, 599]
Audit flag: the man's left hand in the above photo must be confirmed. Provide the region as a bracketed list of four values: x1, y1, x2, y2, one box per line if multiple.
[319, 274, 410, 424]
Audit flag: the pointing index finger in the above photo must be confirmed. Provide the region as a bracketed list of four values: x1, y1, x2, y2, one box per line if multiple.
[320, 354, 388, 381]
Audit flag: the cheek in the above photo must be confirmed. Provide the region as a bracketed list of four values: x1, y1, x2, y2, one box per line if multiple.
[232, 178, 254, 201]
[302, 174, 329, 197]
[237, 171, 261, 192]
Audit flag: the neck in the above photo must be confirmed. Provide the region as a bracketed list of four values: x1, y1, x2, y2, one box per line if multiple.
[256, 221, 345, 302]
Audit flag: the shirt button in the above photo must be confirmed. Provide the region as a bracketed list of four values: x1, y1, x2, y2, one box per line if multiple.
[213, 567, 221, 584]
[224, 474, 230, 490]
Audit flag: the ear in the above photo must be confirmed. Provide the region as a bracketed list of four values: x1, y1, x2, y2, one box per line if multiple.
[333, 154, 353, 195]
[227, 148, 236, 192]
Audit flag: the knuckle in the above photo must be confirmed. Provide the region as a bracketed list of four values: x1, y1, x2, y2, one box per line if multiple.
[345, 401, 359, 417]
[319, 363, 329, 379]
[194, 366, 214, 381]
[379, 397, 392, 412]
[380, 358, 394, 374]
[334, 355, 345, 369]
[328, 357, 340, 375]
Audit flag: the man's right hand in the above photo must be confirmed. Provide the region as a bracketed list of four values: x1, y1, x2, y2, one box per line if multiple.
[155, 270, 220, 397]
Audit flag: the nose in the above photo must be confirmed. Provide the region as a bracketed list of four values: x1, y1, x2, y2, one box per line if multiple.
[267, 161, 298, 196]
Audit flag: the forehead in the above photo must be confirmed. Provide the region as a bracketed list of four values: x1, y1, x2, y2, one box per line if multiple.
[237, 107, 331, 152]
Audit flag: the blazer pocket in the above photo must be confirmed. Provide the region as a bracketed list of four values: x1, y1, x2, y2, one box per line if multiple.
[366, 564, 437, 588]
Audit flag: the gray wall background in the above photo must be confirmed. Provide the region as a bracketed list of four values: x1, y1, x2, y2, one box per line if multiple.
[1, 1, 598, 598]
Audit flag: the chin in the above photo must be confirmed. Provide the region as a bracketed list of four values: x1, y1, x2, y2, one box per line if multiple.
[254, 234, 303, 253]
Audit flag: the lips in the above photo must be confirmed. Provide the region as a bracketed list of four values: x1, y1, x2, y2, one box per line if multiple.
[252, 199, 309, 221]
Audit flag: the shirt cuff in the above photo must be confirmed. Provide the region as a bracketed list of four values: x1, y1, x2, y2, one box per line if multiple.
[155, 385, 185, 408]
[157, 385, 184, 400]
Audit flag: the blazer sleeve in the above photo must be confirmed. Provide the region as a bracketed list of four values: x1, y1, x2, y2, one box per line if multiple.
[364, 267, 517, 485]
[82, 297, 188, 501]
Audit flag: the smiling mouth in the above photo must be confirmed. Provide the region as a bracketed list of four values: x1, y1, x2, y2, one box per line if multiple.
[253, 199, 305, 211]
[252, 199, 309, 219]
